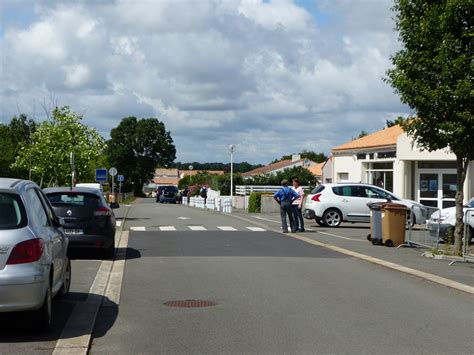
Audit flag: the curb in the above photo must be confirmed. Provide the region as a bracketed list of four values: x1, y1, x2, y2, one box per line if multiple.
[224, 210, 474, 295]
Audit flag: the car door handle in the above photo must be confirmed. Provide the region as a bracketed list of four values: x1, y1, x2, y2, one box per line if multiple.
[342, 199, 349, 203]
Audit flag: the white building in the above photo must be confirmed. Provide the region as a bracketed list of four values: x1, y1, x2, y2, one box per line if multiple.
[331, 125, 473, 209]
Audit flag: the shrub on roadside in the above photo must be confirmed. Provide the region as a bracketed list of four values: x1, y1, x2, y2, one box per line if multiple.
[248, 192, 271, 213]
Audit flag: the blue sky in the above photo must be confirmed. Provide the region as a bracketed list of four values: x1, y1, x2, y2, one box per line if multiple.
[0, 0, 408, 164]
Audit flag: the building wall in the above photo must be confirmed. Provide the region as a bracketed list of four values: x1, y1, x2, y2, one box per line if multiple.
[321, 158, 333, 183]
[396, 133, 456, 160]
[332, 154, 362, 183]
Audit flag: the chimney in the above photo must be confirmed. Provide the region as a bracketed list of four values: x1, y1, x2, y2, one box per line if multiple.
[292, 154, 301, 162]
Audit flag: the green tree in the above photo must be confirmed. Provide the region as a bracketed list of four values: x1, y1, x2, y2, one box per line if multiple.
[386, 0, 473, 253]
[386, 116, 407, 128]
[357, 130, 369, 139]
[13, 107, 106, 187]
[108, 117, 176, 195]
[0, 124, 16, 177]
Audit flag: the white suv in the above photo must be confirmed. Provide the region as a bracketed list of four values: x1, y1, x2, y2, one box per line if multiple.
[303, 183, 427, 227]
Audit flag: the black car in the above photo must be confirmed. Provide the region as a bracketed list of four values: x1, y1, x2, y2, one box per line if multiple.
[44, 187, 118, 259]
[156, 186, 179, 203]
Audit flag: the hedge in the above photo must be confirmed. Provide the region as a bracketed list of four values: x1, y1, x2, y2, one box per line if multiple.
[248, 192, 272, 213]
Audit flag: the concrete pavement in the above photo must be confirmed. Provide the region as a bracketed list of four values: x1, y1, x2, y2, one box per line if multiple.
[90, 199, 474, 354]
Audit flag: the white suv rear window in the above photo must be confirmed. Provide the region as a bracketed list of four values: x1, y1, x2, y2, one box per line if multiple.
[0, 193, 27, 229]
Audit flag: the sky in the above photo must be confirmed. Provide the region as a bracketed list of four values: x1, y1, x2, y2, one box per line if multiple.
[0, 0, 412, 164]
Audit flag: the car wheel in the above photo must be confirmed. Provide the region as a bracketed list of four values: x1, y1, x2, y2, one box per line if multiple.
[58, 258, 71, 298]
[36, 279, 52, 331]
[323, 209, 342, 227]
[315, 218, 326, 227]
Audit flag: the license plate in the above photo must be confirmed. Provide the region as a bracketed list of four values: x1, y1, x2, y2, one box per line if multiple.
[64, 229, 84, 235]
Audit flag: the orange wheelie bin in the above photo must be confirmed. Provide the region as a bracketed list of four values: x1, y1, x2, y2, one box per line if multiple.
[381, 203, 408, 247]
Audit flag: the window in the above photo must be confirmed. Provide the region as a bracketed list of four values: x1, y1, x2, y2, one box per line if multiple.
[0, 193, 27, 230]
[365, 162, 394, 192]
[311, 185, 325, 194]
[25, 188, 49, 227]
[418, 161, 457, 169]
[364, 187, 398, 201]
[337, 172, 349, 182]
[332, 186, 366, 197]
[46, 192, 101, 208]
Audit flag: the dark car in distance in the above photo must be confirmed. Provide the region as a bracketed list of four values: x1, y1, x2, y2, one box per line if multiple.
[43, 187, 118, 259]
[156, 186, 179, 203]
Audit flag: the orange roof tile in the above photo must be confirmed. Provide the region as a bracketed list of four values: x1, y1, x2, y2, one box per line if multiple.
[332, 125, 403, 152]
[153, 177, 180, 185]
[307, 162, 324, 176]
[180, 170, 225, 176]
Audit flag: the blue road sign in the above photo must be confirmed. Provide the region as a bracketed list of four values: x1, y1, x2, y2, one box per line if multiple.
[95, 168, 108, 182]
[117, 175, 125, 182]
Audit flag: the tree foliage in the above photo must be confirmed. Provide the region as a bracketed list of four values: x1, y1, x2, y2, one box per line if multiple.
[0, 124, 16, 177]
[174, 161, 262, 173]
[386, 116, 407, 128]
[13, 107, 106, 187]
[386, 0, 473, 253]
[108, 117, 176, 194]
[248, 166, 317, 187]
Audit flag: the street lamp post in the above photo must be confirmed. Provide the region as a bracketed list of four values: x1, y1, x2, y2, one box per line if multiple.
[229, 145, 235, 205]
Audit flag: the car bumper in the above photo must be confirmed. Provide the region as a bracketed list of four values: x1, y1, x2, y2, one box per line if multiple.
[427, 222, 453, 238]
[0, 267, 47, 312]
[303, 209, 316, 220]
[67, 234, 115, 250]
[160, 197, 177, 203]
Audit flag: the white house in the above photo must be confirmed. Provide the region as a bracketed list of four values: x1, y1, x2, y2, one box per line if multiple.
[242, 154, 316, 179]
[331, 125, 473, 209]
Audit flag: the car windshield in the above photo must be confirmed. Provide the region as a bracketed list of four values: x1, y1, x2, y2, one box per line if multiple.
[466, 199, 474, 208]
[311, 185, 325, 194]
[46, 192, 101, 207]
[164, 187, 178, 193]
[0, 193, 27, 230]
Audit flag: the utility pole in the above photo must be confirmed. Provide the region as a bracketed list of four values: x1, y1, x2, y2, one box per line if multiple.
[229, 145, 235, 204]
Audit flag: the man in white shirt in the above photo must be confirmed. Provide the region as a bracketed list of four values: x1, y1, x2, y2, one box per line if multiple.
[291, 178, 305, 232]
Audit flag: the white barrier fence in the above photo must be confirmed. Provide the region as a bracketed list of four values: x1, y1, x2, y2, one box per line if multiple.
[235, 185, 310, 196]
[184, 196, 232, 213]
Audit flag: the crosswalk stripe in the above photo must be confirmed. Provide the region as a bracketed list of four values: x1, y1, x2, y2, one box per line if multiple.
[130, 226, 146, 231]
[160, 226, 177, 231]
[246, 227, 266, 232]
[116, 220, 122, 227]
[188, 226, 207, 231]
[217, 226, 237, 231]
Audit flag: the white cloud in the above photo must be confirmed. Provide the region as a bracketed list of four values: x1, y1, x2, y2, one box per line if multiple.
[0, 0, 408, 163]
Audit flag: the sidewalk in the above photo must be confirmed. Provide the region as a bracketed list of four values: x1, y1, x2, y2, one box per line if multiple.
[230, 209, 474, 288]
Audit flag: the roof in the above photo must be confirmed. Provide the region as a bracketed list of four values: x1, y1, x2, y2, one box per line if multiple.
[307, 162, 324, 176]
[153, 177, 180, 185]
[154, 168, 179, 177]
[43, 187, 102, 196]
[180, 170, 225, 176]
[242, 160, 295, 177]
[332, 125, 403, 152]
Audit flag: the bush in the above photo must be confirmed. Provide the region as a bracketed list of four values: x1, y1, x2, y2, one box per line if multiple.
[248, 192, 270, 213]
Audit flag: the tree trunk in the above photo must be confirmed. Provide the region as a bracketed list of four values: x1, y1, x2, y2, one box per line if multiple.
[453, 156, 468, 255]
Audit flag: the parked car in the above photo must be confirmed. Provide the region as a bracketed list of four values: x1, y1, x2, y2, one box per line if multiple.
[157, 186, 179, 203]
[427, 198, 474, 242]
[43, 187, 118, 259]
[0, 178, 70, 330]
[303, 183, 427, 227]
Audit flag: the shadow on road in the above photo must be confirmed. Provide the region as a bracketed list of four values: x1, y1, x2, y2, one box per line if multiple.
[0, 293, 118, 343]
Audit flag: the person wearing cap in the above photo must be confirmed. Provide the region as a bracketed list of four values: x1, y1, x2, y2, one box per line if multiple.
[291, 178, 305, 232]
[274, 179, 299, 233]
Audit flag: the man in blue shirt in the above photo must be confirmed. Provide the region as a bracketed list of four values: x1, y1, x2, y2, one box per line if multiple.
[274, 179, 299, 233]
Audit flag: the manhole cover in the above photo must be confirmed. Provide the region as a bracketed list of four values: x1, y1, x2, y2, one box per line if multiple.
[163, 300, 217, 308]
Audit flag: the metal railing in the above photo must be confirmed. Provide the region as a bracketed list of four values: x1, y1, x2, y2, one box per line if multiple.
[235, 185, 310, 196]
[398, 205, 440, 250]
[449, 208, 474, 266]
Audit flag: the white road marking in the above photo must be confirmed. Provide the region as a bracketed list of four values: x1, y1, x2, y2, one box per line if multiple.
[130, 226, 146, 231]
[104, 231, 129, 307]
[177, 217, 191, 220]
[218, 226, 237, 231]
[160, 226, 177, 231]
[318, 231, 365, 242]
[253, 216, 280, 224]
[116, 220, 122, 227]
[188, 226, 207, 231]
[246, 227, 266, 232]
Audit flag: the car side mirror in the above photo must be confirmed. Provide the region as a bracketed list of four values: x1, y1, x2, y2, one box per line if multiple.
[110, 202, 120, 209]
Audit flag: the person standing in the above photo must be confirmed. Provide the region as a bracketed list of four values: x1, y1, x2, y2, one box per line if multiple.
[291, 178, 305, 232]
[274, 179, 299, 233]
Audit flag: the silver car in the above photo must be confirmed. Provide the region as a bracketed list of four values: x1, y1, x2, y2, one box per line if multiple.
[0, 178, 71, 330]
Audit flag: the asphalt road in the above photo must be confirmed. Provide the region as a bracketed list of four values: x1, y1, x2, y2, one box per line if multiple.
[90, 199, 474, 354]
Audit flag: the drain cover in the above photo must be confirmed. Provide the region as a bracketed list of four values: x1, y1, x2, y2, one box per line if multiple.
[163, 300, 217, 308]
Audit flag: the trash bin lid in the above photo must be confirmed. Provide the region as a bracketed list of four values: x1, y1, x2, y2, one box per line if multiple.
[367, 202, 386, 210]
[382, 203, 408, 210]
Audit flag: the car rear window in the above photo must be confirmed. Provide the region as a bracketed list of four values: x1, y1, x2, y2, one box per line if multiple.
[46, 192, 101, 207]
[0, 193, 27, 230]
[164, 187, 178, 193]
[311, 185, 325, 194]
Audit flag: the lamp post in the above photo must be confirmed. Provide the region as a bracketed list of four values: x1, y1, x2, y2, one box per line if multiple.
[229, 145, 235, 204]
